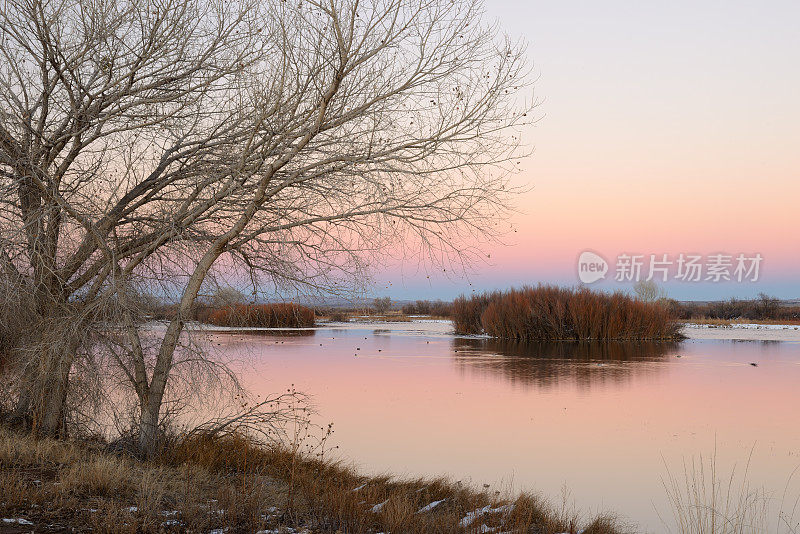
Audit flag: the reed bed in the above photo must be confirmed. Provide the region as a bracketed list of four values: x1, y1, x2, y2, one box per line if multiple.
[205, 303, 315, 328]
[453, 285, 681, 341]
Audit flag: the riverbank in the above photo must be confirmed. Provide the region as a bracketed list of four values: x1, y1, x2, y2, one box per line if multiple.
[189, 317, 800, 343]
[681, 322, 800, 342]
[0, 427, 622, 534]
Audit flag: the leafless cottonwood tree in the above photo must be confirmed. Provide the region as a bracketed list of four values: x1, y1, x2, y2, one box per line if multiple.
[1, 0, 270, 436]
[0, 0, 532, 454]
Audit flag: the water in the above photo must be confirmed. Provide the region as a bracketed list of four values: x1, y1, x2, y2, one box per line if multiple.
[210, 321, 800, 532]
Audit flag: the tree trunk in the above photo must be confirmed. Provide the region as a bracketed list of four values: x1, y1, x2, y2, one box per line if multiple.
[138, 397, 160, 457]
[36, 354, 72, 438]
[137, 248, 221, 457]
[13, 316, 78, 438]
[138, 316, 187, 457]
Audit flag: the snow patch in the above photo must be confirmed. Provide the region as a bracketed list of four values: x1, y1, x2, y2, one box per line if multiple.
[371, 499, 389, 513]
[416, 499, 446, 513]
[255, 529, 310, 534]
[459, 504, 515, 527]
[684, 322, 800, 330]
[2, 518, 34, 525]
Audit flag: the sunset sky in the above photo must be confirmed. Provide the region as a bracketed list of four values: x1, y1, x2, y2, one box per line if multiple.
[379, 0, 800, 301]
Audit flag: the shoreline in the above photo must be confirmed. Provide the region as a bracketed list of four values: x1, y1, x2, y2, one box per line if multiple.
[189, 318, 800, 344]
[171, 317, 800, 344]
[681, 322, 800, 342]
[0, 428, 622, 534]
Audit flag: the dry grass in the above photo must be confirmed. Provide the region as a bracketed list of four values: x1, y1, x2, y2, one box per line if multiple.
[0, 426, 627, 533]
[453, 286, 681, 341]
[659, 450, 800, 534]
[0, 431, 81, 466]
[58, 456, 131, 496]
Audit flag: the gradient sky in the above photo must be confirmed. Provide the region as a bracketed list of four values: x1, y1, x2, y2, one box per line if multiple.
[377, 0, 800, 301]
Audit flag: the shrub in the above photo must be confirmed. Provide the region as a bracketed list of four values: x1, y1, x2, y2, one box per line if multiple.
[328, 311, 350, 322]
[453, 285, 680, 341]
[373, 297, 392, 314]
[205, 303, 315, 328]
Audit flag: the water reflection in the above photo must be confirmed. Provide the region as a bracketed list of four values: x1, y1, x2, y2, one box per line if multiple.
[211, 328, 316, 337]
[451, 338, 682, 390]
[229, 323, 800, 532]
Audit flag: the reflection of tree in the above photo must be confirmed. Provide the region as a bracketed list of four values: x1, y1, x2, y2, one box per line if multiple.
[451, 338, 681, 390]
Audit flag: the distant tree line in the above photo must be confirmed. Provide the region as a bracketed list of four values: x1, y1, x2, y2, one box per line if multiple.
[669, 294, 800, 321]
[401, 300, 454, 317]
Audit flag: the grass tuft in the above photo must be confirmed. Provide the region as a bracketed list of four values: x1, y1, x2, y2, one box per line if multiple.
[59, 456, 130, 496]
[661, 451, 769, 534]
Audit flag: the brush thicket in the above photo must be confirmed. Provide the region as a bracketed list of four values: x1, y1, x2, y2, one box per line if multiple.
[453, 285, 680, 341]
[205, 303, 315, 328]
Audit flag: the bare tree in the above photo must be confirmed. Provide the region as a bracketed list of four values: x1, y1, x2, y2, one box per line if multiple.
[210, 287, 246, 309]
[1, 0, 269, 435]
[1, 0, 532, 453]
[633, 280, 667, 303]
[373, 297, 392, 314]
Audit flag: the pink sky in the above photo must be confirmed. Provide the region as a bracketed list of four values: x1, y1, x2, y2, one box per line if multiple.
[378, 1, 800, 300]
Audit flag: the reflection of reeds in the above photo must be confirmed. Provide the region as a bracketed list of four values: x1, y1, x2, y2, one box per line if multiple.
[457, 338, 680, 361]
[212, 329, 316, 338]
[451, 338, 679, 390]
[453, 286, 681, 341]
[204, 303, 315, 328]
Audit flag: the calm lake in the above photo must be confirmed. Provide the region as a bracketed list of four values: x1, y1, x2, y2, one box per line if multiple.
[210, 321, 800, 532]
